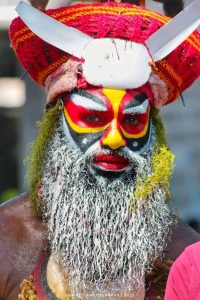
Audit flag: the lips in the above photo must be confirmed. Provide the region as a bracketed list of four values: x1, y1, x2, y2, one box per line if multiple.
[93, 154, 129, 171]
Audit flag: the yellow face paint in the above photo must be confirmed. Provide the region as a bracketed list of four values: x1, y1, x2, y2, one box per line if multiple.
[102, 88, 126, 117]
[101, 89, 126, 150]
[101, 119, 126, 150]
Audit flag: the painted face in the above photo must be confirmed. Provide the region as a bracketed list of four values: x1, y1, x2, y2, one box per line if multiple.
[61, 86, 153, 175]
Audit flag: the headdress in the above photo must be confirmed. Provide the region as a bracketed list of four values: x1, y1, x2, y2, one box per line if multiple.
[10, 1, 200, 108]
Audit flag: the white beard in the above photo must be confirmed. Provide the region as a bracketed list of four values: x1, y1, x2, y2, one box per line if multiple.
[40, 124, 173, 298]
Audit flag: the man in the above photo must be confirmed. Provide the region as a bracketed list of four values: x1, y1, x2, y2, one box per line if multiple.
[0, 1, 200, 299]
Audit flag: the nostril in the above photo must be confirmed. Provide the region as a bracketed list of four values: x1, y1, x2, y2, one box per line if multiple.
[101, 144, 126, 152]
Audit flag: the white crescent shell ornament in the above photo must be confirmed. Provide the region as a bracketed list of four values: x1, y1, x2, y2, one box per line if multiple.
[82, 38, 152, 89]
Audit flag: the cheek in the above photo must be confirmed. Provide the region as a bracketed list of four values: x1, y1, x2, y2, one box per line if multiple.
[124, 119, 152, 152]
[62, 113, 106, 152]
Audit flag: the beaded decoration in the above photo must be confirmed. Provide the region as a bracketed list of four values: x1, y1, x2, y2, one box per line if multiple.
[18, 275, 38, 300]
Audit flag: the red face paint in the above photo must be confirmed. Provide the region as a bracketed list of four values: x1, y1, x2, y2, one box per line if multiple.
[64, 99, 112, 128]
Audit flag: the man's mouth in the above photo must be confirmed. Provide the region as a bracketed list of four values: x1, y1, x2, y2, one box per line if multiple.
[93, 154, 129, 172]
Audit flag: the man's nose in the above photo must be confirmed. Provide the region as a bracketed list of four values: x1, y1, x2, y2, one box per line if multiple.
[100, 120, 126, 150]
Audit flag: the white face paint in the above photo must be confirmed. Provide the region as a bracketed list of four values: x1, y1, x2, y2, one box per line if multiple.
[70, 93, 107, 111]
[82, 38, 152, 89]
[123, 99, 149, 115]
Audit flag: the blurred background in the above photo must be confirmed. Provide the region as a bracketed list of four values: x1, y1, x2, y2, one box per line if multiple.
[0, 0, 200, 232]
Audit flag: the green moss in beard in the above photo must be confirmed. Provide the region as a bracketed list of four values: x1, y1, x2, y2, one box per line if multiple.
[151, 108, 168, 147]
[26, 102, 61, 213]
[133, 109, 175, 202]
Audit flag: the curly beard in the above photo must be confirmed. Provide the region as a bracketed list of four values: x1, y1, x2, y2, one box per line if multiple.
[40, 122, 173, 299]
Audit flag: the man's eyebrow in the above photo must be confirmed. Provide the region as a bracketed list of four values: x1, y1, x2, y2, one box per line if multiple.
[123, 99, 149, 114]
[123, 93, 149, 114]
[69, 90, 107, 111]
[124, 93, 148, 109]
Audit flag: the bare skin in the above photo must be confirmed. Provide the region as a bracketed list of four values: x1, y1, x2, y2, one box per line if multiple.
[0, 194, 47, 300]
[0, 194, 199, 300]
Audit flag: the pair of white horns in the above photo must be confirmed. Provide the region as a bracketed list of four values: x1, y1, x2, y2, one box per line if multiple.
[17, 0, 200, 62]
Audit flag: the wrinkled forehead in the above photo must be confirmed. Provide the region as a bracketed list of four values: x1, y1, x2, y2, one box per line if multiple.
[63, 85, 153, 109]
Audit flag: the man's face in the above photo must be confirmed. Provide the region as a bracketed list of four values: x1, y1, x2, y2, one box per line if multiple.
[61, 85, 153, 177]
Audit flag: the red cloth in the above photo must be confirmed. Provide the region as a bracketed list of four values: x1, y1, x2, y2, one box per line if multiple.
[165, 242, 200, 300]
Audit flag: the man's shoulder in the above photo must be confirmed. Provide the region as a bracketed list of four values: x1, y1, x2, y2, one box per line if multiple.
[0, 193, 44, 242]
[0, 192, 47, 263]
[0, 194, 47, 300]
[0, 193, 33, 228]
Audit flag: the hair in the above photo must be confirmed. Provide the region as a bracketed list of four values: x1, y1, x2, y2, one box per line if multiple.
[163, 0, 184, 17]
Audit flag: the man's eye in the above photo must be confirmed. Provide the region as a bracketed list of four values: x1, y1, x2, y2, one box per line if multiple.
[123, 116, 139, 125]
[85, 114, 101, 123]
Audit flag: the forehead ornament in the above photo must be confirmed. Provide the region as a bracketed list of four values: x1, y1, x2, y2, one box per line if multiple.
[82, 39, 151, 89]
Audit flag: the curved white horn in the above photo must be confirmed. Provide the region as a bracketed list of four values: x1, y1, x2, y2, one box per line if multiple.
[146, 0, 200, 62]
[16, 1, 93, 59]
